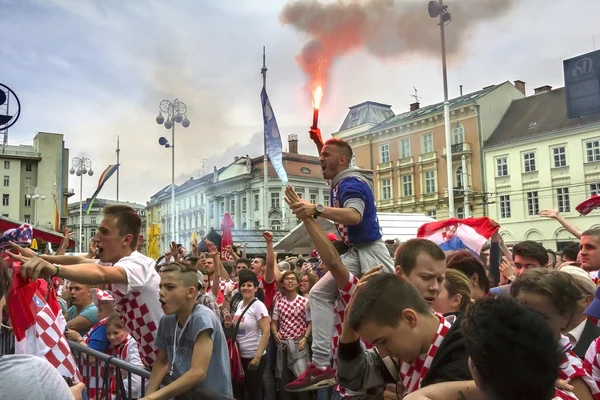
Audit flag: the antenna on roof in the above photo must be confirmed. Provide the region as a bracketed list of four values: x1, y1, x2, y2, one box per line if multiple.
[411, 87, 423, 103]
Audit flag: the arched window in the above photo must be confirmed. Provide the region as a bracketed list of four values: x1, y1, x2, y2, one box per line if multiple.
[456, 206, 465, 219]
[455, 166, 464, 189]
[452, 124, 465, 145]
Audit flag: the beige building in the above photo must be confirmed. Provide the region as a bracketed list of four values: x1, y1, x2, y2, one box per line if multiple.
[0, 132, 72, 230]
[484, 85, 600, 250]
[332, 81, 525, 219]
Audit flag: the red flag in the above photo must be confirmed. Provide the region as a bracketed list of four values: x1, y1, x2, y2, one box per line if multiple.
[220, 212, 235, 261]
[576, 194, 600, 216]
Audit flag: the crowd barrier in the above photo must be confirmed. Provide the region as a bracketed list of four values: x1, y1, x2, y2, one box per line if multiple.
[0, 326, 233, 400]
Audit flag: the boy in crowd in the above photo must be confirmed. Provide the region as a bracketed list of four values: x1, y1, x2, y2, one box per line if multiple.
[144, 262, 232, 399]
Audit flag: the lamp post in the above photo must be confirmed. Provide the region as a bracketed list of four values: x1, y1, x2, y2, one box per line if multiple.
[26, 186, 45, 226]
[69, 157, 93, 253]
[156, 99, 190, 243]
[428, 0, 455, 218]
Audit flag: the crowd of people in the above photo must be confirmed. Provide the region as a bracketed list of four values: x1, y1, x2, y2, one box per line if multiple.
[1, 129, 600, 400]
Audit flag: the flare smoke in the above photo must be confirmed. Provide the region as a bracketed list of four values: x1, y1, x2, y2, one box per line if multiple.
[281, 0, 516, 92]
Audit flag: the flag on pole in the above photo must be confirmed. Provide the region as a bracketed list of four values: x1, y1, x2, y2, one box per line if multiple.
[8, 262, 82, 382]
[417, 217, 498, 255]
[261, 87, 288, 184]
[52, 194, 60, 231]
[83, 164, 120, 214]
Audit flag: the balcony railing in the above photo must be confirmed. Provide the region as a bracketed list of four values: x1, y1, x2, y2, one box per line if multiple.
[442, 142, 472, 158]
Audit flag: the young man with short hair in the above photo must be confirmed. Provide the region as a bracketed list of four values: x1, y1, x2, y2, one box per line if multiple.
[144, 262, 232, 400]
[580, 229, 600, 274]
[66, 281, 99, 336]
[10, 205, 163, 368]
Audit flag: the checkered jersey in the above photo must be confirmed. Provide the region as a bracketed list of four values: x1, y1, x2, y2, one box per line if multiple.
[590, 270, 599, 285]
[81, 318, 108, 399]
[332, 185, 350, 245]
[272, 294, 310, 340]
[399, 314, 454, 395]
[584, 337, 600, 400]
[555, 334, 600, 399]
[196, 292, 221, 320]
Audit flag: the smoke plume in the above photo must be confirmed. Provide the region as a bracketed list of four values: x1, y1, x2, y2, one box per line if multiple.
[281, 0, 517, 92]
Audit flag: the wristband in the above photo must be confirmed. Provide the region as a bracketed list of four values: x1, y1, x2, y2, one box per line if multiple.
[50, 264, 60, 278]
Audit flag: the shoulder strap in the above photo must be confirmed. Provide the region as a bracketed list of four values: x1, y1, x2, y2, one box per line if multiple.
[232, 298, 258, 340]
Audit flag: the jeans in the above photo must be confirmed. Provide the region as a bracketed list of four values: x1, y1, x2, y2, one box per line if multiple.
[241, 356, 267, 400]
[262, 340, 276, 400]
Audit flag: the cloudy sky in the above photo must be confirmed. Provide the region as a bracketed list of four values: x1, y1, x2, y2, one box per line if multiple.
[1, 0, 598, 205]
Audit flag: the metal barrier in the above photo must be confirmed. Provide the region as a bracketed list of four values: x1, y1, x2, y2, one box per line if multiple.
[0, 328, 233, 400]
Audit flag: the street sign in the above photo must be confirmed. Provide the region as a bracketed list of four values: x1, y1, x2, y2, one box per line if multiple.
[564, 50, 600, 118]
[0, 83, 21, 130]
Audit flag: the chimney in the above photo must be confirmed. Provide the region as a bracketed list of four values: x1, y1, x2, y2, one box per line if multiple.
[410, 102, 420, 111]
[459, 85, 463, 96]
[288, 134, 298, 154]
[234, 156, 239, 161]
[534, 85, 552, 95]
[213, 166, 218, 181]
[514, 80, 526, 96]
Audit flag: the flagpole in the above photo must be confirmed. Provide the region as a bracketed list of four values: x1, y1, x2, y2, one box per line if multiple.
[117, 135, 121, 201]
[116, 136, 120, 201]
[261, 46, 268, 230]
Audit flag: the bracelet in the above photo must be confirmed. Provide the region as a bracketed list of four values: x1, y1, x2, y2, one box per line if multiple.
[50, 264, 60, 278]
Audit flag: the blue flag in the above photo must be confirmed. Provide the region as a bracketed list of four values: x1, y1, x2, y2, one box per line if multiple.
[261, 87, 288, 184]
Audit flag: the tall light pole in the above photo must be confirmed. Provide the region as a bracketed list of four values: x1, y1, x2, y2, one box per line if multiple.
[156, 99, 190, 243]
[428, 0, 455, 218]
[69, 157, 93, 253]
[26, 186, 45, 226]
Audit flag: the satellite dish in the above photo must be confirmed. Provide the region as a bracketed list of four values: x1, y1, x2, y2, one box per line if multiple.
[159, 137, 168, 146]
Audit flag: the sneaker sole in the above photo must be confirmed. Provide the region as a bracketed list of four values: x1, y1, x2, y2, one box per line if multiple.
[285, 378, 337, 392]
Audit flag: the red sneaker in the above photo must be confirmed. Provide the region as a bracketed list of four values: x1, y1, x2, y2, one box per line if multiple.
[285, 363, 336, 392]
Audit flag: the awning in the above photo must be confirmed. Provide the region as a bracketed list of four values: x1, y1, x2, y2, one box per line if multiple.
[0, 216, 74, 247]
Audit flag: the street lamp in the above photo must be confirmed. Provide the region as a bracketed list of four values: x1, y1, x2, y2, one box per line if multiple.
[69, 157, 93, 253]
[26, 186, 46, 226]
[156, 99, 190, 243]
[428, 0, 455, 218]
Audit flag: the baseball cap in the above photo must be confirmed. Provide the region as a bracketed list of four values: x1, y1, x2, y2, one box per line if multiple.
[91, 289, 114, 307]
[560, 265, 596, 297]
[278, 261, 291, 271]
[585, 287, 600, 319]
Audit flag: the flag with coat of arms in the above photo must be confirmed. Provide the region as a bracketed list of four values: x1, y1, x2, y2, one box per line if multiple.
[417, 217, 498, 255]
[7, 260, 81, 382]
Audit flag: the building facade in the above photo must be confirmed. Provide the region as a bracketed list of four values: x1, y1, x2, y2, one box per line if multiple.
[483, 85, 600, 250]
[332, 82, 525, 219]
[0, 132, 72, 230]
[68, 198, 146, 251]
[147, 136, 330, 254]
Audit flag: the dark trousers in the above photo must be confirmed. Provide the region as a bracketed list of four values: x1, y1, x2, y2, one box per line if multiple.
[277, 351, 311, 400]
[239, 356, 267, 400]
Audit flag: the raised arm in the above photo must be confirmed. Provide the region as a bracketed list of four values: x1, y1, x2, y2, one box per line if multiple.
[310, 127, 324, 155]
[540, 209, 583, 239]
[263, 231, 279, 284]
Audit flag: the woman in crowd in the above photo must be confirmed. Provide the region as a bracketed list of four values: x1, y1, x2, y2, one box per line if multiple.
[446, 251, 490, 300]
[272, 270, 312, 400]
[432, 268, 472, 315]
[229, 269, 271, 400]
[512, 268, 600, 399]
[299, 272, 316, 298]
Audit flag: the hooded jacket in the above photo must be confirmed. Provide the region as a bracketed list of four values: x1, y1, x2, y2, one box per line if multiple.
[330, 167, 382, 245]
[336, 313, 472, 394]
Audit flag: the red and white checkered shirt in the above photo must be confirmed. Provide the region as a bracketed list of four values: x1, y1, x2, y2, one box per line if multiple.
[399, 313, 455, 395]
[583, 337, 600, 400]
[332, 185, 350, 245]
[555, 334, 600, 399]
[272, 294, 310, 340]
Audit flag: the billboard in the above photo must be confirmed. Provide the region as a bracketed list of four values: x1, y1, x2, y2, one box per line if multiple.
[564, 49, 600, 119]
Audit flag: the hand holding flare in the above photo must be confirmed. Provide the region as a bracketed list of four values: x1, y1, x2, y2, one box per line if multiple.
[311, 85, 323, 129]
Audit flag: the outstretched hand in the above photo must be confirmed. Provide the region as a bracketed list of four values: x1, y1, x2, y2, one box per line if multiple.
[285, 186, 317, 220]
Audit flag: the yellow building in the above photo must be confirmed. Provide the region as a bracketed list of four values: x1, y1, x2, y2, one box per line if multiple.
[483, 85, 600, 250]
[145, 184, 171, 254]
[333, 81, 524, 219]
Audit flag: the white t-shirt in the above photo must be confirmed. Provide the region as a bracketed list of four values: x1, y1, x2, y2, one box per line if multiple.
[233, 299, 270, 359]
[106, 251, 163, 369]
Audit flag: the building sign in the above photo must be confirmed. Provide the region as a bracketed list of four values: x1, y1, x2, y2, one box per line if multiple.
[564, 50, 600, 118]
[0, 83, 21, 130]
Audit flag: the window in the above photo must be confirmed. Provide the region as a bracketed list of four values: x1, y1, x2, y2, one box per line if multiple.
[586, 140, 600, 163]
[456, 206, 465, 219]
[270, 219, 282, 231]
[254, 193, 260, 211]
[422, 133, 433, 153]
[496, 157, 508, 177]
[2, 194, 8, 206]
[553, 146, 567, 168]
[425, 171, 435, 194]
[271, 192, 280, 208]
[350, 155, 356, 167]
[301, 167, 311, 174]
[2, 176, 8, 187]
[3, 161, 8, 169]
[380, 144, 390, 163]
[230, 199, 235, 214]
[210, 203, 214, 218]
[1, 214, 8, 217]
[25, 163, 33, 172]
[91, 228, 96, 238]
[400, 139, 411, 159]
[452, 124, 464, 145]
[220, 201, 225, 215]
[455, 167, 463, 189]
[402, 175, 413, 197]
[324, 193, 330, 206]
[591, 183, 600, 196]
[427, 210, 437, 219]
[557, 187, 570, 213]
[499, 195, 511, 218]
[90, 216, 96, 225]
[255, 220, 260, 229]
[24, 196, 31, 207]
[523, 152, 536, 172]
[310, 193, 318, 204]
[24, 214, 31, 223]
[242, 197, 247, 213]
[527, 192, 539, 216]
[25, 177, 31, 187]
[381, 178, 391, 200]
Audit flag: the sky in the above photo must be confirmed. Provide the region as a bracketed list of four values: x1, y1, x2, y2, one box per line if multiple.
[1, 0, 598, 205]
